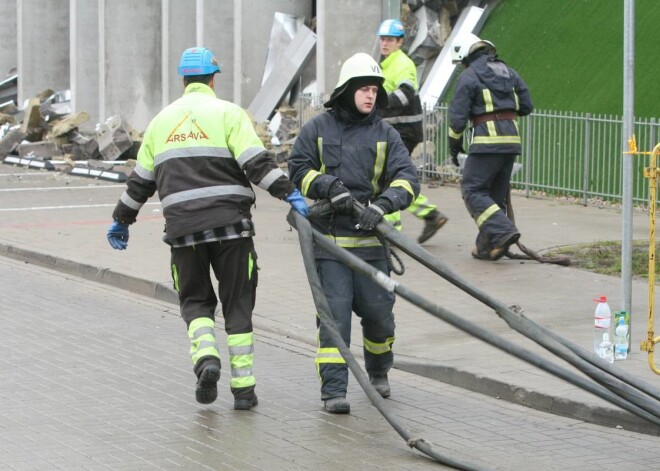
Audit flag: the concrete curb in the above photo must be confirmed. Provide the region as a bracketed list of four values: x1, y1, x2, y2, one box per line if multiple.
[394, 355, 659, 436]
[2, 241, 657, 436]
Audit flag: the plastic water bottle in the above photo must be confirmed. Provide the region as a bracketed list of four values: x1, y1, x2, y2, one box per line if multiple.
[598, 333, 614, 363]
[593, 296, 612, 357]
[614, 317, 629, 360]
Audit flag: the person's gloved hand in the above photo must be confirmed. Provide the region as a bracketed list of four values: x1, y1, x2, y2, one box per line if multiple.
[327, 180, 353, 215]
[285, 188, 309, 217]
[356, 204, 385, 231]
[448, 136, 465, 166]
[107, 221, 129, 250]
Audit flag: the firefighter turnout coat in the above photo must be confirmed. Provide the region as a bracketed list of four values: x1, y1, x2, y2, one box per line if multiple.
[448, 54, 533, 154]
[287, 106, 419, 261]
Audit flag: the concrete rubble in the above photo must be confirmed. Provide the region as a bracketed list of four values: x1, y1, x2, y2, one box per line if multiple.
[1, 88, 140, 182]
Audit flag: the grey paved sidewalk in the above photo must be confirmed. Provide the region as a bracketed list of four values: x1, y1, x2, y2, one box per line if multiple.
[0, 165, 659, 437]
[2, 256, 660, 470]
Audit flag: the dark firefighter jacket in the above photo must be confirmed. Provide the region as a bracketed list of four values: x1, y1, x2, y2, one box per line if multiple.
[449, 54, 533, 155]
[379, 49, 424, 146]
[288, 105, 419, 261]
[112, 83, 295, 241]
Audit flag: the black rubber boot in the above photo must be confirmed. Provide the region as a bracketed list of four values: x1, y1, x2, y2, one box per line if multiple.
[324, 397, 350, 414]
[418, 210, 448, 243]
[369, 374, 391, 398]
[195, 363, 221, 404]
[234, 394, 258, 410]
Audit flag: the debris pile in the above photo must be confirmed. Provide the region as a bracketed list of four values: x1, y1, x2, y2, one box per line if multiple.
[0, 88, 140, 182]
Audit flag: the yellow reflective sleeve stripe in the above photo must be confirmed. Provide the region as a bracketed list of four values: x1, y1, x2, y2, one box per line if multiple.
[476, 204, 501, 227]
[325, 235, 382, 248]
[448, 128, 463, 139]
[371, 142, 387, 194]
[315, 347, 346, 364]
[472, 136, 521, 145]
[513, 88, 520, 111]
[482, 89, 494, 112]
[364, 336, 395, 355]
[301, 169, 322, 196]
[317, 137, 326, 173]
[390, 179, 415, 197]
[248, 251, 254, 280]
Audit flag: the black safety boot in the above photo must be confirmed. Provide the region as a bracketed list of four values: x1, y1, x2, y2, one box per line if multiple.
[195, 363, 221, 404]
[234, 394, 258, 410]
[418, 210, 448, 243]
[369, 374, 391, 398]
[490, 232, 520, 260]
[324, 396, 350, 414]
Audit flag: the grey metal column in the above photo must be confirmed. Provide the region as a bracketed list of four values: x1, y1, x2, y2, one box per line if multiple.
[317, 0, 382, 96]
[17, 0, 70, 104]
[71, 0, 99, 131]
[101, 0, 162, 131]
[621, 0, 635, 319]
[201, 0, 234, 101]
[0, 0, 17, 78]
[163, 0, 196, 106]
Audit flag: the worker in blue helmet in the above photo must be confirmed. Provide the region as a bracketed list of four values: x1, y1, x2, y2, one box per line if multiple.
[377, 19, 449, 244]
[106, 47, 308, 410]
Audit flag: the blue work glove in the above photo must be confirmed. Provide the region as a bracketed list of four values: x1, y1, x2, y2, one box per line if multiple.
[107, 221, 129, 250]
[327, 180, 353, 215]
[285, 188, 309, 217]
[357, 203, 385, 231]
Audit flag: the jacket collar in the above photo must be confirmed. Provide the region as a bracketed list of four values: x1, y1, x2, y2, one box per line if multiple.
[183, 82, 216, 96]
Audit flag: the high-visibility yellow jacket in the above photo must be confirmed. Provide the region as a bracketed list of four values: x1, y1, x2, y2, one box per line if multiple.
[379, 49, 423, 146]
[112, 83, 294, 239]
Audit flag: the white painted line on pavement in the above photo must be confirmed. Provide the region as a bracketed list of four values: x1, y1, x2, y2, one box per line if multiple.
[0, 184, 122, 192]
[0, 202, 161, 212]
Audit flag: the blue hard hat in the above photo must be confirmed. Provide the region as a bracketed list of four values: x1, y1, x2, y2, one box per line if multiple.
[377, 19, 405, 37]
[178, 47, 221, 76]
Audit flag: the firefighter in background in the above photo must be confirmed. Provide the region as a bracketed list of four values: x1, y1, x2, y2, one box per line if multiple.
[377, 19, 448, 244]
[448, 34, 533, 260]
[106, 47, 309, 409]
[288, 53, 419, 414]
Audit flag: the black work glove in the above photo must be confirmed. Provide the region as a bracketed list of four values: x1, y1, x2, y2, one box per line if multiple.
[357, 204, 385, 231]
[327, 180, 353, 215]
[448, 136, 465, 166]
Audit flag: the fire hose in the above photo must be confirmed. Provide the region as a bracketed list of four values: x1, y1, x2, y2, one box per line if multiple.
[290, 200, 660, 430]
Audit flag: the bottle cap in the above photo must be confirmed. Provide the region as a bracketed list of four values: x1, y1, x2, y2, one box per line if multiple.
[593, 295, 607, 303]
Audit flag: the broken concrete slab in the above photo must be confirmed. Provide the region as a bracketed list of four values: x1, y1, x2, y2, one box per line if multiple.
[18, 140, 62, 159]
[96, 115, 133, 161]
[48, 111, 90, 137]
[0, 128, 28, 158]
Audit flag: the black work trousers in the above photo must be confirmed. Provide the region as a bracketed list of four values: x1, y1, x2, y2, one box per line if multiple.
[316, 258, 395, 400]
[461, 153, 519, 251]
[171, 237, 258, 334]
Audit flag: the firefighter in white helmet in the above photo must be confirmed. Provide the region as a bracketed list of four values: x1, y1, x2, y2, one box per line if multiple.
[288, 52, 419, 414]
[107, 47, 308, 409]
[377, 19, 449, 244]
[448, 34, 533, 260]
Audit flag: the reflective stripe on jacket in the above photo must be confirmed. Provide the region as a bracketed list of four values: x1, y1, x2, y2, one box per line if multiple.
[112, 83, 293, 238]
[449, 55, 533, 155]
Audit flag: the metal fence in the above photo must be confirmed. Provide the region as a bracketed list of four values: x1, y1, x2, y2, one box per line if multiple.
[297, 93, 660, 207]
